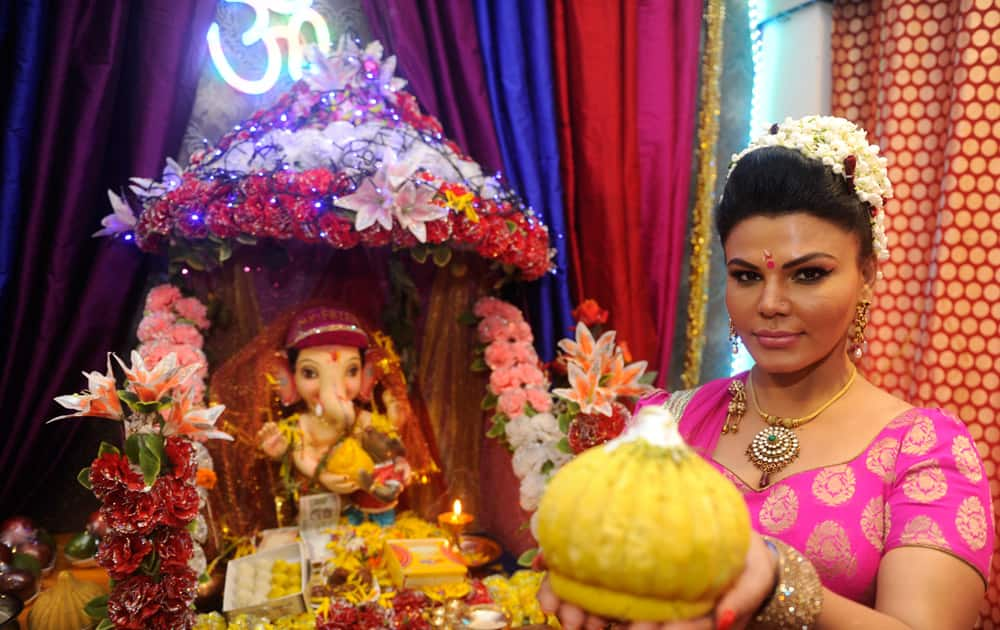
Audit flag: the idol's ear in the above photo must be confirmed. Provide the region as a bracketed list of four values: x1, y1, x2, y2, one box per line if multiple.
[359, 347, 385, 403]
[263, 350, 300, 406]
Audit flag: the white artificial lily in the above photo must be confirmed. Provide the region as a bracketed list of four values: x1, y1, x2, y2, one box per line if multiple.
[93, 190, 137, 237]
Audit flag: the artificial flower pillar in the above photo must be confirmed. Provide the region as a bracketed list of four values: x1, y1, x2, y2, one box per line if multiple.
[52, 351, 230, 630]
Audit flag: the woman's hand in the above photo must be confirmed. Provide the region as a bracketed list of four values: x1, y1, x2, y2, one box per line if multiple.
[257, 421, 288, 459]
[536, 531, 779, 630]
[537, 574, 615, 630]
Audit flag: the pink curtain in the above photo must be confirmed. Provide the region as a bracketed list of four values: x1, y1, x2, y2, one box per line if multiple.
[637, 0, 702, 384]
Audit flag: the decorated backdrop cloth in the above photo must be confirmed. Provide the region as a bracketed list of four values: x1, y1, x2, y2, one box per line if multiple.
[639, 378, 993, 604]
[415, 258, 492, 520]
[831, 1, 1000, 623]
[0, 0, 215, 515]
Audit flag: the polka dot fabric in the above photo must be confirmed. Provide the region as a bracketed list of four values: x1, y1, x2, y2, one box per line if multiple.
[832, 0, 1000, 625]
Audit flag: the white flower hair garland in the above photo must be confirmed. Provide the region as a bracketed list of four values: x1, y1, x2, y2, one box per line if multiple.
[731, 115, 892, 263]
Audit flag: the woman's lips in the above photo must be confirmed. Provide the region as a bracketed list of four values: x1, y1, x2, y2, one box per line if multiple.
[753, 331, 802, 349]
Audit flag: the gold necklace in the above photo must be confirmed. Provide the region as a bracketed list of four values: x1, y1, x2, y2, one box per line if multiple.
[744, 365, 857, 487]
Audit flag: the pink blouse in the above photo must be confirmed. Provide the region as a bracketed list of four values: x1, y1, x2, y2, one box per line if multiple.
[640, 383, 993, 603]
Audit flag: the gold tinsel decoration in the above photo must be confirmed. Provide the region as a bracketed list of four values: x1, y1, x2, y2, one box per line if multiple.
[682, 0, 726, 390]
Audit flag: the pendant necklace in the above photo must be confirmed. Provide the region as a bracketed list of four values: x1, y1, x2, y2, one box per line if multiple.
[744, 365, 857, 488]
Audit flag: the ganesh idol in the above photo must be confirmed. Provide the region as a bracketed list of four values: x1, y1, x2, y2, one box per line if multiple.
[207, 304, 440, 537]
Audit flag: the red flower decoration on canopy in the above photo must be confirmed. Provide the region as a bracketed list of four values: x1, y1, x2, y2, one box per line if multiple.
[100, 35, 554, 280]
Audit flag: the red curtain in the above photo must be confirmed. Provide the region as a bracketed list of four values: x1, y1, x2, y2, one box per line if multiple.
[551, 0, 658, 363]
[832, 1, 1000, 625]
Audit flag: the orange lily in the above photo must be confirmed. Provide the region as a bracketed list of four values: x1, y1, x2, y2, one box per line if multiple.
[163, 387, 231, 441]
[552, 360, 616, 417]
[115, 351, 198, 404]
[604, 352, 653, 399]
[557, 322, 616, 375]
[50, 355, 123, 421]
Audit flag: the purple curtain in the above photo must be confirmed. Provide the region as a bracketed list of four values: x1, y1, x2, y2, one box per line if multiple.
[361, 0, 504, 174]
[0, 0, 216, 519]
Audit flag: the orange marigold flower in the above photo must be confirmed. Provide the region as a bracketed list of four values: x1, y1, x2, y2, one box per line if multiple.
[195, 468, 217, 489]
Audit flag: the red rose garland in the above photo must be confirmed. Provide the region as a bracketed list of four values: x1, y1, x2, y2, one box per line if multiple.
[53, 351, 231, 630]
[88, 437, 201, 629]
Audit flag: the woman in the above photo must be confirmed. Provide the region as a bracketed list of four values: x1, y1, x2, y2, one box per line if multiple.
[538, 116, 993, 629]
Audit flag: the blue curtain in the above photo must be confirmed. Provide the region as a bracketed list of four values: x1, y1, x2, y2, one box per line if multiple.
[0, 0, 46, 311]
[473, 0, 574, 360]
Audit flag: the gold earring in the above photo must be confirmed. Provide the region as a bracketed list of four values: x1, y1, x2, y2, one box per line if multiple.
[849, 300, 870, 360]
[729, 319, 740, 355]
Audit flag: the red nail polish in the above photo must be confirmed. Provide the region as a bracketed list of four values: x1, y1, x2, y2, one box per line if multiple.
[530, 550, 546, 571]
[717, 608, 736, 630]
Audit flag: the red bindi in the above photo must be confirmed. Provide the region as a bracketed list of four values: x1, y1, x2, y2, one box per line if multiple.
[763, 249, 775, 269]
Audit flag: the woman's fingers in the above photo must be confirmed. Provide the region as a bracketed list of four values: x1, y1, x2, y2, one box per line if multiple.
[711, 533, 780, 630]
[557, 601, 588, 630]
[627, 617, 712, 630]
[537, 576, 560, 614]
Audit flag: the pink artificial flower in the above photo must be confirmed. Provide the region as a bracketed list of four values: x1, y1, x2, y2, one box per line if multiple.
[513, 363, 546, 388]
[513, 342, 540, 365]
[525, 387, 553, 413]
[484, 342, 517, 370]
[477, 316, 508, 344]
[474, 297, 522, 322]
[489, 367, 518, 394]
[145, 285, 182, 313]
[511, 321, 534, 343]
[168, 324, 204, 348]
[172, 297, 209, 329]
[136, 312, 175, 343]
[497, 389, 527, 418]
[138, 341, 172, 369]
[478, 317, 535, 345]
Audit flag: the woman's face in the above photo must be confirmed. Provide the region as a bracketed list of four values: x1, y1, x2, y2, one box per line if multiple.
[724, 212, 872, 374]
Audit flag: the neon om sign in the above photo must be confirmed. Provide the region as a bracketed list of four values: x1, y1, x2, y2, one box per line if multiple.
[207, 0, 331, 94]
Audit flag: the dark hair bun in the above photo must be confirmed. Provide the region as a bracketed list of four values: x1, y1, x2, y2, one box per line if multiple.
[716, 146, 875, 261]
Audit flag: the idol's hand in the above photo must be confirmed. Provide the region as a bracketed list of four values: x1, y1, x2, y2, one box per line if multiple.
[393, 456, 413, 484]
[257, 421, 288, 459]
[318, 471, 360, 495]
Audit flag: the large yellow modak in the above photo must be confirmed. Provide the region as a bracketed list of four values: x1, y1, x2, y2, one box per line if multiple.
[536, 405, 750, 621]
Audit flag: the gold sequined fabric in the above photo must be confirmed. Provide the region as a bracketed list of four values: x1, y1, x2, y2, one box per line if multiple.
[752, 537, 823, 629]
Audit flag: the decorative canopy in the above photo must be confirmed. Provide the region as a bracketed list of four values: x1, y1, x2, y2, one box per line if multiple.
[100, 36, 553, 280]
